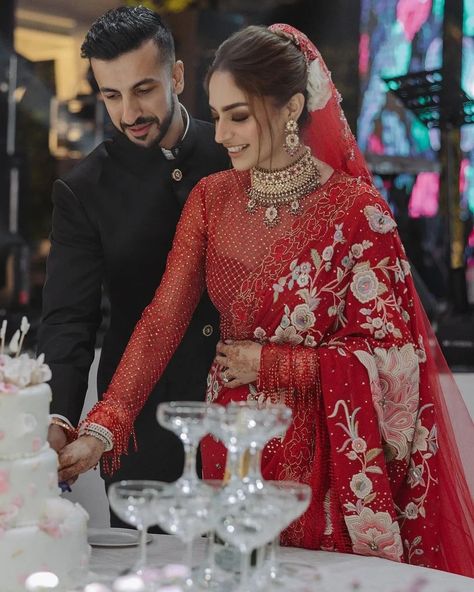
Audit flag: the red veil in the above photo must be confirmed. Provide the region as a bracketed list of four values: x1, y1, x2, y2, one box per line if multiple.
[268, 23, 474, 576]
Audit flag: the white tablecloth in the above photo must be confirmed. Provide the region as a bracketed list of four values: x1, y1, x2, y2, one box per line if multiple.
[89, 533, 473, 592]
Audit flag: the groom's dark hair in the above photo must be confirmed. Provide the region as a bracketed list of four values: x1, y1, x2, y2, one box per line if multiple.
[81, 6, 175, 66]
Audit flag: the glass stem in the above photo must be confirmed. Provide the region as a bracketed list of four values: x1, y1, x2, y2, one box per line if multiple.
[182, 441, 198, 483]
[226, 445, 242, 486]
[269, 535, 279, 578]
[135, 525, 148, 572]
[185, 538, 194, 580]
[239, 551, 251, 591]
[248, 446, 263, 482]
[206, 529, 216, 572]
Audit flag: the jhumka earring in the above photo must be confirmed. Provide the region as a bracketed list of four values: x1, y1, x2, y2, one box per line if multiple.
[284, 119, 300, 156]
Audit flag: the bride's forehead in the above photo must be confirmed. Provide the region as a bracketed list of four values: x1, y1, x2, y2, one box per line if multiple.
[209, 72, 277, 114]
[209, 71, 243, 97]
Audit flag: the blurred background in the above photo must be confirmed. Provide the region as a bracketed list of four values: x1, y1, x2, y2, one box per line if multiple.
[1, 0, 473, 371]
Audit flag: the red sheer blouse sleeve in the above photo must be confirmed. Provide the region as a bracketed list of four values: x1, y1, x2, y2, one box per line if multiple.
[83, 178, 209, 472]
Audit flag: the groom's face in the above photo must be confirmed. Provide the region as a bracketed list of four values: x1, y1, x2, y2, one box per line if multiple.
[91, 39, 184, 148]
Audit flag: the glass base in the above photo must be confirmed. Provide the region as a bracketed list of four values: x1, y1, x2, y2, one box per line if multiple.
[192, 564, 236, 590]
[252, 561, 323, 591]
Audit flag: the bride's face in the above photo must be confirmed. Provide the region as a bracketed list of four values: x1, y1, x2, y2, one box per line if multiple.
[208, 70, 289, 170]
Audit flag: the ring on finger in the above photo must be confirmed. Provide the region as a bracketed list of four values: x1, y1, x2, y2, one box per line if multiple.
[222, 369, 230, 383]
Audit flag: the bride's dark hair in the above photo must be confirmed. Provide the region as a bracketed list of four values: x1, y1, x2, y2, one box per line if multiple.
[205, 25, 310, 129]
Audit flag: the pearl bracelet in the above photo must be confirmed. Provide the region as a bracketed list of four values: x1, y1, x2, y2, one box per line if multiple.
[79, 423, 114, 452]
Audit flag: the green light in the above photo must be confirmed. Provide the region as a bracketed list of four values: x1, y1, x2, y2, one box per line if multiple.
[463, 0, 474, 36]
[432, 0, 445, 19]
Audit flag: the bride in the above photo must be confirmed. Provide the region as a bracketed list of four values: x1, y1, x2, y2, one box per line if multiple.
[58, 23, 474, 576]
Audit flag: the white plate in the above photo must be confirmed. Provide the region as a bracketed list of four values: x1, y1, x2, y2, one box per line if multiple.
[87, 527, 153, 548]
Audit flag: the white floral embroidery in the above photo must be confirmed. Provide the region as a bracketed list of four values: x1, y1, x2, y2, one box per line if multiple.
[411, 419, 429, 454]
[351, 438, 367, 453]
[401, 259, 411, 276]
[322, 246, 334, 261]
[290, 304, 316, 332]
[350, 472, 373, 499]
[345, 508, 403, 562]
[416, 335, 427, 363]
[351, 243, 364, 259]
[253, 327, 267, 342]
[333, 224, 344, 243]
[350, 267, 379, 303]
[404, 502, 418, 520]
[296, 273, 310, 287]
[271, 324, 303, 345]
[364, 204, 397, 234]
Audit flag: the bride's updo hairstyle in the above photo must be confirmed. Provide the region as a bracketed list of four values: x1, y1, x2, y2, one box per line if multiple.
[205, 25, 310, 130]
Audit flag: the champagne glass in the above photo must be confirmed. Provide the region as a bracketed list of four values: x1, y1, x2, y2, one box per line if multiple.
[206, 404, 256, 490]
[227, 402, 292, 491]
[156, 401, 216, 486]
[214, 488, 282, 592]
[190, 479, 234, 590]
[259, 481, 313, 589]
[153, 480, 215, 590]
[157, 403, 227, 589]
[108, 480, 171, 575]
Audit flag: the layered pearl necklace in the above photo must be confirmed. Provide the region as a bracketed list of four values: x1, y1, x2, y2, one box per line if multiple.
[246, 147, 321, 228]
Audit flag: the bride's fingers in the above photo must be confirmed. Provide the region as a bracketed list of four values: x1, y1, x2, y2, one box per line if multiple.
[225, 378, 241, 389]
[215, 353, 227, 366]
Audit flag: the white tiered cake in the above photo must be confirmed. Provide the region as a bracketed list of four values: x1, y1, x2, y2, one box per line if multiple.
[0, 320, 90, 591]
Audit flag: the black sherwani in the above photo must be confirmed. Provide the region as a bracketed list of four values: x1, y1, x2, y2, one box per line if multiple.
[38, 117, 228, 513]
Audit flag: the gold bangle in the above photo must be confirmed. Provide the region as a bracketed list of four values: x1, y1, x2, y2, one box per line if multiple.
[50, 417, 77, 444]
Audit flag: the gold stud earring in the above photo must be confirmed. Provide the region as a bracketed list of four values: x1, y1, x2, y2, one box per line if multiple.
[284, 119, 300, 156]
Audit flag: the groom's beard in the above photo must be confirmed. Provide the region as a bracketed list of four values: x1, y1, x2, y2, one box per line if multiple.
[120, 94, 176, 147]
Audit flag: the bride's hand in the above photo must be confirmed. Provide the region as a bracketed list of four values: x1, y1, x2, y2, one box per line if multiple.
[58, 435, 106, 482]
[215, 339, 262, 388]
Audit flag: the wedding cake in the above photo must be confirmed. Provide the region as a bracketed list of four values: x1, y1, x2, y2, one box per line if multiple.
[0, 319, 90, 591]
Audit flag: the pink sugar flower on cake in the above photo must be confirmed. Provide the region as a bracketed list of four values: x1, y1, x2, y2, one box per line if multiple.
[38, 517, 62, 538]
[38, 498, 72, 538]
[0, 503, 19, 529]
[0, 381, 18, 393]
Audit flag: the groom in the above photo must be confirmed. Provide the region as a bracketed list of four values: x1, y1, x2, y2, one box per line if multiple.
[38, 6, 227, 526]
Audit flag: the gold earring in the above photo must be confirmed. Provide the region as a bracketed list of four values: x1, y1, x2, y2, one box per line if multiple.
[284, 119, 300, 156]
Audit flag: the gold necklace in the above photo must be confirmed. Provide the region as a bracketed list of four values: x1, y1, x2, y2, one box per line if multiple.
[246, 147, 321, 228]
